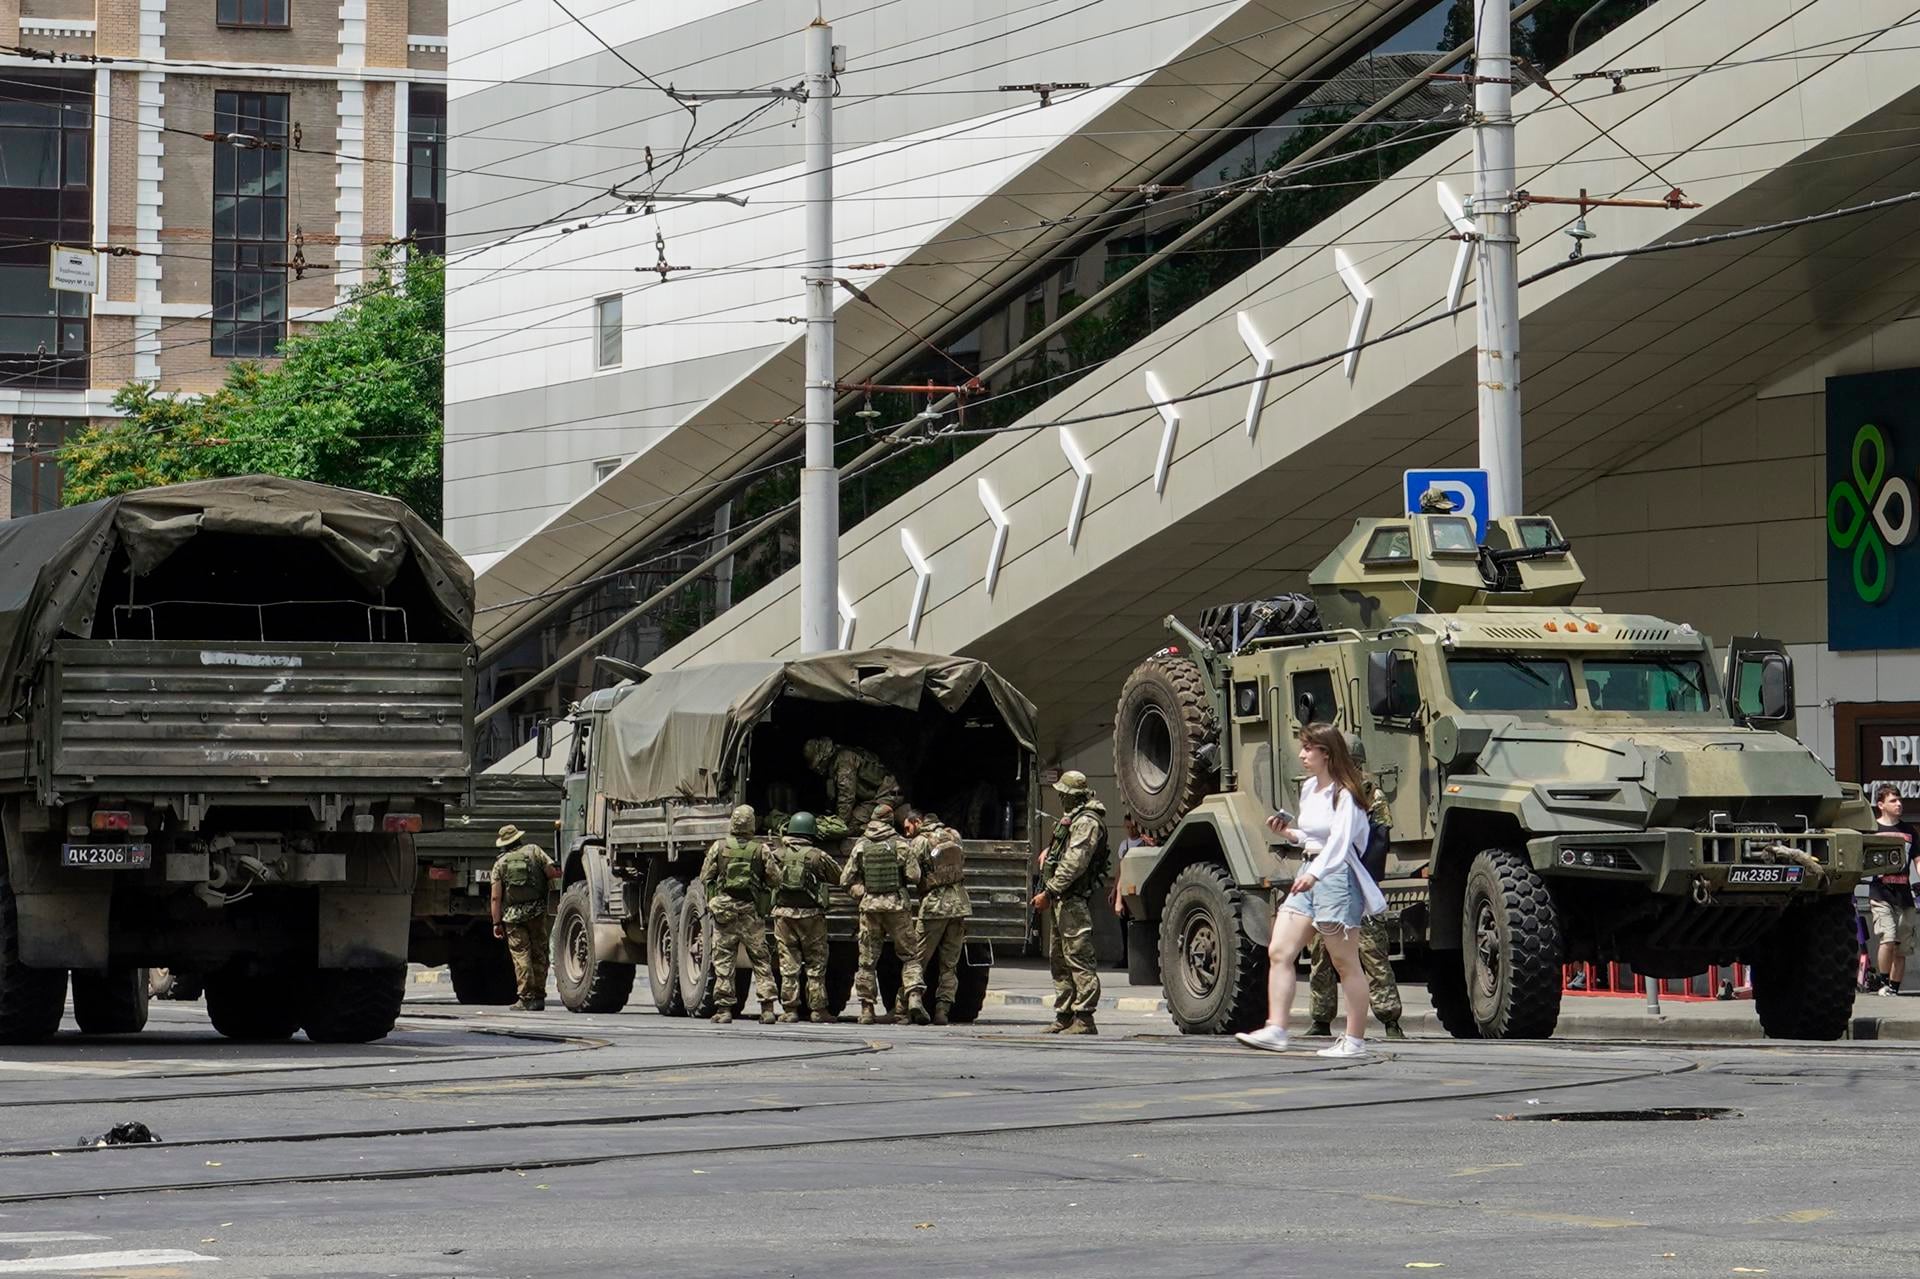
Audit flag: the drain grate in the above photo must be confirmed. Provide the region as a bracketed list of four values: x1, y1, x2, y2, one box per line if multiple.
[1509, 1107, 1738, 1123]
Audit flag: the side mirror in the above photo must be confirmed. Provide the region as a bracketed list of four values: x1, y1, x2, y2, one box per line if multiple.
[1758, 655, 1792, 721]
[1368, 651, 1420, 719]
[535, 718, 555, 762]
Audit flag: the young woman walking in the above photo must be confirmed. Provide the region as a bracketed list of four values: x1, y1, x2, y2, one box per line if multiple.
[1235, 722, 1388, 1058]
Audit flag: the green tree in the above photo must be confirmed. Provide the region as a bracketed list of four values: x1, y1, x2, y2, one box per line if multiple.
[60, 251, 445, 523]
[1440, 0, 1655, 65]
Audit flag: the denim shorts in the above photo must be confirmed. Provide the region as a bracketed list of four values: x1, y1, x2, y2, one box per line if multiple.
[1282, 865, 1365, 934]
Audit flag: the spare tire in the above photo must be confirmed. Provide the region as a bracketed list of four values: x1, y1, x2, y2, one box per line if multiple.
[1113, 652, 1218, 837]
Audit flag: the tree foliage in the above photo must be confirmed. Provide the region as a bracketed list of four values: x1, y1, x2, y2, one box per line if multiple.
[59, 252, 445, 523]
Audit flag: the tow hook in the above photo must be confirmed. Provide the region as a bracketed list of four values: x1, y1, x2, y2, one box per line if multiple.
[1692, 876, 1715, 906]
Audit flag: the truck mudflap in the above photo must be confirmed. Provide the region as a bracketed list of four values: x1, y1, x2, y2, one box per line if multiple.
[1524, 827, 1881, 896]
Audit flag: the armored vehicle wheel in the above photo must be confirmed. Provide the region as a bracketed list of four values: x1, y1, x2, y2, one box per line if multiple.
[1462, 849, 1563, 1039]
[0, 852, 65, 1044]
[1751, 896, 1857, 1041]
[72, 967, 150, 1034]
[1113, 654, 1218, 838]
[301, 966, 407, 1043]
[448, 942, 518, 1006]
[647, 877, 686, 1016]
[825, 943, 856, 1016]
[1427, 954, 1480, 1039]
[556, 881, 635, 1014]
[204, 974, 300, 1042]
[947, 947, 991, 1024]
[1158, 863, 1265, 1035]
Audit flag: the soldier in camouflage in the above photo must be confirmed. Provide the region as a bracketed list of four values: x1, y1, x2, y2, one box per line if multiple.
[769, 811, 844, 1023]
[1307, 786, 1405, 1039]
[697, 804, 780, 1025]
[905, 809, 970, 1025]
[490, 824, 560, 1011]
[1034, 771, 1105, 1035]
[840, 802, 929, 1025]
[803, 737, 906, 829]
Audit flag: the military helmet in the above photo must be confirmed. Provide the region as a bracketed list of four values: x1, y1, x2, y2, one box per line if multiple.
[871, 802, 896, 824]
[802, 737, 835, 772]
[1053, 769, 1090, 797]
[728, 804, 756, 835]
[787, 811, 819, 839]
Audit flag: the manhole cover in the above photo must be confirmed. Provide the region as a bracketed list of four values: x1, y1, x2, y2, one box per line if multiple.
[1510, 1107, 1738, 1122]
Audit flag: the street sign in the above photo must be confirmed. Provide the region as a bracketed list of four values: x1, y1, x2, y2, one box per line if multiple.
[1403, 468, 1490, 542]
[49, 246, 97, 294]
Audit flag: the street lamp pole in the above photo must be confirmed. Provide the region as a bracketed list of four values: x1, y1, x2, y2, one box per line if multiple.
[798, 19, 843, 653]
[1473, 0, 1524, 518]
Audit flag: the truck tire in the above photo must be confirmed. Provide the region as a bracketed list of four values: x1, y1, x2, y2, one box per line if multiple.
[0, 854, 66, 1045]
[646, 878, 686, 1016]
[448, 943, 518, 1006]
[301, 967, 407, 1043]
[556, 881, 635, 1014]
[1751, 895, 1857, 1041]
[825, 942, 857, 1017]
[1158, 863, 1265, 1035]
[676, 882, 752, 1018]
[1462, 849, 1563, 1039]
[72, 967, 150, 1035]
[204, 975, 300, 1042]
[947, 948, 991, 1024]
[1427, 953, 1480, 1039]
[1113, 654, 1218, 838]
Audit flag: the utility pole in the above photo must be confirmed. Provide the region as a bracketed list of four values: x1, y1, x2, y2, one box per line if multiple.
[798, 19, 842, 653]
[1473, 0, 1524, 518]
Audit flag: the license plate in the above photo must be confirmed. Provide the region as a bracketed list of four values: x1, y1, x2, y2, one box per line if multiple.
[470, 867, 492, 883]
[61, 843, 152, 869]
[1727, 865, 1803, 886]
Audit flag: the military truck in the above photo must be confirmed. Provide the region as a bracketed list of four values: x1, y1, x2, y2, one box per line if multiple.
[0, 477, 474, 1044]
[1114, 510, 1893, 1041]
[411, 772, 561, 1005]
[537, 649, 1038, 1020]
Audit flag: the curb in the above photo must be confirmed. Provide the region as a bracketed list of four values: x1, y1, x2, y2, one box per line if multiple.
[410, 968, 446, 985]
[981, 989, 1168, 1014]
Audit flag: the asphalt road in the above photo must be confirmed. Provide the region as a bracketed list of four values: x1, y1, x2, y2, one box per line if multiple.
[0, 989, 1911, 1278]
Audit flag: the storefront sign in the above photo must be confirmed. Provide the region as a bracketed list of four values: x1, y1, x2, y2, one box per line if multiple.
[1827, 370, 1920, 650]
[1834, 701, 1920, 798]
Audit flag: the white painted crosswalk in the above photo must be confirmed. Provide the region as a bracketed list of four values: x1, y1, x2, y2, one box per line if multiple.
[0, 1250, 218, 1272]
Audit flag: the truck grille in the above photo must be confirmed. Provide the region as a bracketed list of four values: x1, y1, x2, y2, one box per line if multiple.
[1701, 833, 1830, 866]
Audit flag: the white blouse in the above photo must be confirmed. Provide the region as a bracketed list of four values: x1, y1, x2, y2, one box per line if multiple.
[1281, 777, 1388, 916]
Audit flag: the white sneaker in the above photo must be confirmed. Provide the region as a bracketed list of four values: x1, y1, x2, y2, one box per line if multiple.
[1316, 1035, 1369, 1058]
[1235, 1025, 1290, 1052]
[1879, 985, 1900, 997]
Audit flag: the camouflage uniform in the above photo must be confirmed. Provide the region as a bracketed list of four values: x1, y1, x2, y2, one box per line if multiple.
[1307, 788, 1403, 1035]
[491, 839, 556, 1009]
[770, 826, 843, 1022]
[804, 737, 905, 829]
[1041, 774, 1106, 1033]
[910, 815, 971, 1022]
[840, 810, 927, 1023]
[697, 806, 780, 1024]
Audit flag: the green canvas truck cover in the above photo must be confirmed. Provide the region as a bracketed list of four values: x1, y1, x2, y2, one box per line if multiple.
[599, 648, 1039, 804]
[0, 475, 471, 713]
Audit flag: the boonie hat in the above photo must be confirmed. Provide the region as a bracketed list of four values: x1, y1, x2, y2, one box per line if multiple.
[495, 824, 524, 848]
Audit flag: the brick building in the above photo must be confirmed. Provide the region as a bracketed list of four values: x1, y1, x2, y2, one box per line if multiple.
[0, 0, 446, 516]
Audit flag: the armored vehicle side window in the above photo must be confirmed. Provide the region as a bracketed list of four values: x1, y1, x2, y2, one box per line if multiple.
[1362, 526, 1413, 564]
[1583, 658, 1709, 712]
[1429, 517, 1477, 554]
[1292, 669, 1339, 725]
[1446, 656, 1576, 711]
[567, 720, 592, 775]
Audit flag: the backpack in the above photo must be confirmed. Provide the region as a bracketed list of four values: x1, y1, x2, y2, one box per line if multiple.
[720, 838, 760, 898]
[1359, 786, 1390, 882]
[498, 848, 546, 906]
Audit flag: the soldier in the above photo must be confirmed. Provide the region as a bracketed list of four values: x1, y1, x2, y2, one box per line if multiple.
[769, 811, 843, 1023]
[697, 804, 780, 1026]
[490, 824, 560, 1011]
[1306, 918, 1405, 1039]
[840, 802, 929, 1025]
[803, 736, 906, 829]
[1032, 771, 1106, 1035]
[905, 809, 969, 1025]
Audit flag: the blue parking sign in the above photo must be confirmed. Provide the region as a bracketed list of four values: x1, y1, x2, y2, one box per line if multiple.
[1403, 469, 1490, 542]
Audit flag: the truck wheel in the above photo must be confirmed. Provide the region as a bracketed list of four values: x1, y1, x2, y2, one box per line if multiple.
[825, 942, 856, 1016]
[1113, 654, 1218, 838]
[675, 883, 751, 1017]
[556, 882, 635, 1014]
[300, 967, 407, 1044]
[947, 948, 991, 1024]
[1751, 896, 1857, 1041]
[0, 852, 65, 1044]
[204, 975, 300, 1042]
[1462, 849, 1563, 1039]
[1158, 863, 1265, 1035]
[1426, 953, 1480, 1039]
[72, 967, 150, 1035]
[448, 943, 517, 1006]
[647, 877, 686, 1016]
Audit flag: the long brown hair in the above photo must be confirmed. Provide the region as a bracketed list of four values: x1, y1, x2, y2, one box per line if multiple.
[1299, 722, 1368, 808]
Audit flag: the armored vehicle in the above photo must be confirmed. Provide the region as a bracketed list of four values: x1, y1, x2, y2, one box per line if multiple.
[539, 649, 1038, 1020]
[1114, 510, 1892, 1041]
[0, 477, 474, 1044]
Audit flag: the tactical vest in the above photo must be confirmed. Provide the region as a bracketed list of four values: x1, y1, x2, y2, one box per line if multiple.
[1046, 807, 1109, 900]
[922, 830, 965, 887]
[776, 843, 829, 910]
[497, 847, 547, 907]
[859, 836, 903, 895]
[719, 838, 760, 899]
[847, 749, 897, 798]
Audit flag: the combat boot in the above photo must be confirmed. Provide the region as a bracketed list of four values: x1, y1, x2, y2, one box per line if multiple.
[907, 995, 930, 1026]
[1307, 1020, 1332, 1037]
[759, 1004, 778, 1025]
[776, 1011, 799, 1024]
[1383, 1019, 1407, 1041]
[1045, 1016, 1072, 1034]
[1061, 1013, 1098, 1035]
[930, 1003, 951, 1026]
[810, 1010, 831, 1023]
[531, 998, 546, 1012]
[857, 1002, 877, 1025]
[508, 1000, 535, 1012]
[711, 1008, 733, 1025]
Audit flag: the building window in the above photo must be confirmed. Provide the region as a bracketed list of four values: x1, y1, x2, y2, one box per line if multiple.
[211, 91, 289, 359]
[217, 0, 290, 28]
[595, 295, 622, 369]
[593, 458, 621, 485]
[406, 87, 447, 256]
[10, 418, 71, 517]
[0, 72, 92, 390]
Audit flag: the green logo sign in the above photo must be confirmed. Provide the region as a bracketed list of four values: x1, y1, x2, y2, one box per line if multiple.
[1828, 422, 1916, 604]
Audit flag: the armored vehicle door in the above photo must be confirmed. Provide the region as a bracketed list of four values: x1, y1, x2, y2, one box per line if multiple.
[1724, 637, 1797, 739]
[1270, 651, 1353, 816]
[1363, 642, 1432, 841]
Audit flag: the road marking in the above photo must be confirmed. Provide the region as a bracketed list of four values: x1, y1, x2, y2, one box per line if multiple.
[0, 1250, 218, 1272]
[0, 1236, 108, 1245]
[1747, 1208, 1831, 1224]
[1449, 1163, 1525, 1178]
[1367, 1194, 1644, 1230]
